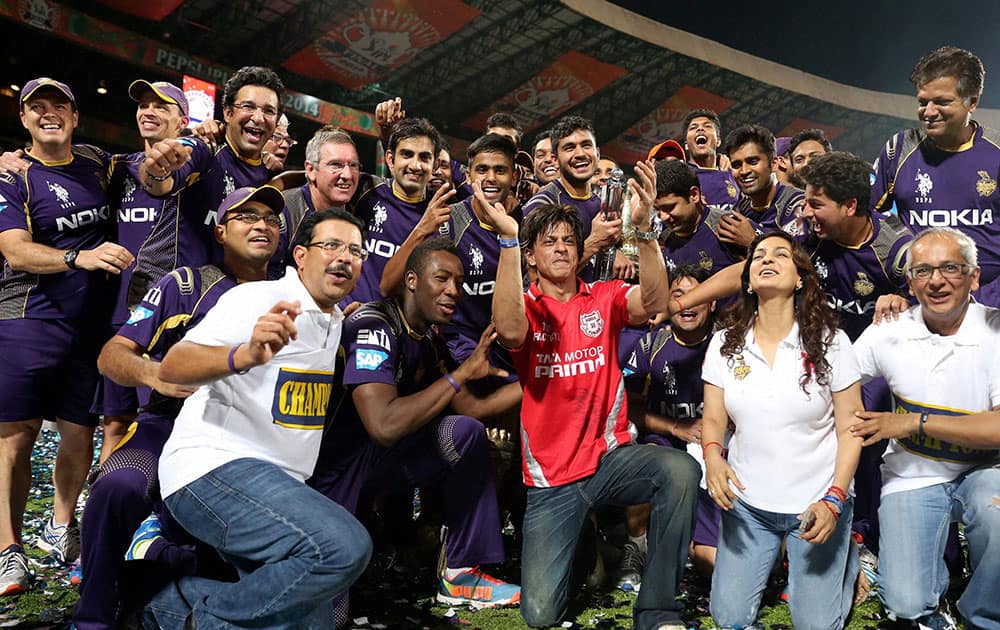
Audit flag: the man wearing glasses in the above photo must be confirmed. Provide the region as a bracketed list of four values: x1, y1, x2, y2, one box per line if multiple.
[262, 114, 295, 173]
[852, 227, 1000, 629]
[147, 205, 372, 629]
[141, 66, 285, 268]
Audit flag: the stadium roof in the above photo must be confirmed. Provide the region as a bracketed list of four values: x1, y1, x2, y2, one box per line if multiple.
[3, 0, 998, 162]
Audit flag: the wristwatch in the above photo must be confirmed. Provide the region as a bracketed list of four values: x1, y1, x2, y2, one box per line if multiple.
[633, 224, 661, 241]
[64, 249, 80, 270]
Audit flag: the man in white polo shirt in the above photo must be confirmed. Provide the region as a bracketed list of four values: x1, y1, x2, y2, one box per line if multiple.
[146, 205, 373, 629]
[852, 226, 1000, 629]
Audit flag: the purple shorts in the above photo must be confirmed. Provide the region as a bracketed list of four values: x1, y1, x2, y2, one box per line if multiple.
[0, 318, 101, 426]
[92, 375, 140, 418]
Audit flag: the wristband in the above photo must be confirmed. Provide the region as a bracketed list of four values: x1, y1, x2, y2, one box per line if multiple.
[444, 373, 461, 393]
[497, 236, 520, 249]
[820, 499, 841, 519]
[703, 441, 724, 456]
[144, 167, 171, 182]
[826, 485, 848, 502]
[918, 412, 929, 440]
[228, 343, 249, 375]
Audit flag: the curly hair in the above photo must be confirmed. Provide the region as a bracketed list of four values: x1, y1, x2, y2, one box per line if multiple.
[910, 46, 984, 100]
[798, 151, 872, 214]
[718, 231, 839, 393]
[222, 66, 285, 110]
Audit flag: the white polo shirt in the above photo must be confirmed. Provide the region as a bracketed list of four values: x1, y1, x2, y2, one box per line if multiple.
[853, 302, 1000, 497]
[158, 268, 343, 498]
[702, 323, 860, 514]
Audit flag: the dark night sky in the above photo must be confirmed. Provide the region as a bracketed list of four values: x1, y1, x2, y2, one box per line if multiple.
[610, 1, 1000, 108]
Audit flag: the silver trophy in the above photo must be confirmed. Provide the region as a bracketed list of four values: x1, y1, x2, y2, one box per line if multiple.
[594, 168, 625, 280]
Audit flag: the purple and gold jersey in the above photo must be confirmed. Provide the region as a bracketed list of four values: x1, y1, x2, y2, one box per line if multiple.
[801, 214, 912, 340]
[871, 123, 1000, 303]
[171, 140, 270, 266]
[0, 146, 112, 320]
[622, 326, 709, 422]
[661, 205, 746, 275]
[322, 300, 456, 458]
[736, 180, 805, 236]
[116, 264, 235, 409]
[437, 198, 501, 337]
[350, 181, 428, 304]
[692, 163, 739, 209]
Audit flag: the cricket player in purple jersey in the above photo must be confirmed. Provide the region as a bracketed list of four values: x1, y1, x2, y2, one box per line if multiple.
[349, 117, 442, 305]
[0, 78, 134, 593]
[619, 265, 719, 590]
[523, 116, 625, 281]
[141, 66, 284, 269]
[74, 185, 281, 630]
[682, 109, 740, 208]
[722, 124, 806, 248]
[787, 128, 832, 189]
[871, 46, 1000, 308]
[310, 239, 520, 619]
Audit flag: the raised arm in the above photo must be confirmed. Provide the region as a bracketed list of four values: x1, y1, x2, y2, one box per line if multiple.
[626, 160, 669, 324]
[379, 183, 456, 297]
[480, 182, 528, 348]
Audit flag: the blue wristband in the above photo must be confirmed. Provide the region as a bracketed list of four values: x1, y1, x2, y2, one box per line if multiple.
[498, 236, 520, 249]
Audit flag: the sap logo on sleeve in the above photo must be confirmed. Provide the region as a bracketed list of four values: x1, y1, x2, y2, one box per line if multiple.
[355, 348, 388, 370]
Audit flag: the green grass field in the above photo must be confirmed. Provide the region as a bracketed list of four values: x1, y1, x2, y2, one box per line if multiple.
[8, 429, 936, 629]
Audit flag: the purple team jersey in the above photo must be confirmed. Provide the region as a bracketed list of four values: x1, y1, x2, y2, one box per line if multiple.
[116, 265, 236, 408]
[736, 180, 805, 237]
[169, 140, 270, 267]
[801, 214, 912, 341]
[322, 300, 456, 459]
[871, 123, 1000, 303]
[691, 163, 739, 209]
[622, 326, 709, 423]
[437, 198, 502, 337]
[0, 146, 112, 320]
[661, 204, 746, 275]
[350, 182, 428, 304]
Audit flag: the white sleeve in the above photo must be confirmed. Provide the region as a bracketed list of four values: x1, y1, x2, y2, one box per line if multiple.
[850, 324, 881, 383]
[183, 284, 272, 347]
[828, 329, 861, 392]
[700, 331, 727, 388]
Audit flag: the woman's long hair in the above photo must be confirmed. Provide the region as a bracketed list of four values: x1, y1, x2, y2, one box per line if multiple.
[718, 231, 839, 393]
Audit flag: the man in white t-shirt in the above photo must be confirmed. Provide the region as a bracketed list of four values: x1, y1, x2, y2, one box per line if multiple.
[853, 227, 1000, 629]
[146, 205, 373, 629]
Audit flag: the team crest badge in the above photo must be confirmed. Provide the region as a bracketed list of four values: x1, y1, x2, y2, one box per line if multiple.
[814, 258, 829, 280]
[914, 169, 933, 203]
[579, 310, 604, 338]
[732, 354, 751, 380]
[726, 179, 738, 200]
[976, 171, 997, 197]
[853, 272, 875, 297]
[698, 251, 713, 271]
[662, 363, 677, 394]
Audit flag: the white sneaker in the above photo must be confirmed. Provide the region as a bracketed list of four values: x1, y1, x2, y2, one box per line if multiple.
[36, 516, 81, 564]
[616, 540, 646, 593]
[0, 545, 31, 595]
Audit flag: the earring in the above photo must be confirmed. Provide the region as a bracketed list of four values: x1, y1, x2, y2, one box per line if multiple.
[795, 280, 803, 291]
[746, 286, 754, 295]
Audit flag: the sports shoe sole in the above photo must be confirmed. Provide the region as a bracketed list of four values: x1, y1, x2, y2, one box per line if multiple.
[435, 592, 520, 609]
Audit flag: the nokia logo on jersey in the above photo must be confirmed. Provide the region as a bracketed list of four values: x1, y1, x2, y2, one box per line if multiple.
[364, 238, 400, 259]
[55, 205, 110, 232]
[534, 347, 607, 378]
[908, 208, 993, 227]
[657, 402, 703, 420]
[827, 296, 875, 315]
[463, 281, 495, 296]
[119, 207, 157, 223]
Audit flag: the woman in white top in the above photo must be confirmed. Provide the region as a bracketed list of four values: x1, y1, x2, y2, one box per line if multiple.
[701, 232, 864, 630]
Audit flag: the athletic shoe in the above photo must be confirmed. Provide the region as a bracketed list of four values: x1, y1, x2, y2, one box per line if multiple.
[616, 540, 645, 593]
[854, 541, 879, 605]
[436, 566, 521, 609]
[36, 516, 80, 564]
[0, 544, 31, 595]
[125, 514, 164, 561]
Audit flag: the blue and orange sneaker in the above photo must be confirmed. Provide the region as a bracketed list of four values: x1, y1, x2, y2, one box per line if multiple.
[436, 566, 521, 609]
[68, 560, 82, 586]
[125, 514, 163, 561]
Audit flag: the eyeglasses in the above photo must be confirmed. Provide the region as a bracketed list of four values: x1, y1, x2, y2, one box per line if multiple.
[320, 160, 362, 173]
[271, 133, 297, 148]
[906, 262, 973, 280]
[222, 211, 282, 227]
[306, 240, 368, 261]
[231, 101, 279, 120]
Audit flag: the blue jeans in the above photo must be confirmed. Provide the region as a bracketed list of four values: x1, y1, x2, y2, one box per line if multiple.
[879, 464, 1000, 629]
[711, 498, 857, 630]
[145, 458, 372, 630]
[520, 443, 700, 630]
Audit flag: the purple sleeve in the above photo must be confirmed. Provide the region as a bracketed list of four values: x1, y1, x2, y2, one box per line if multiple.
[450, 159, 467, 187]
[116, 270, 188, 354]
[870, 136, 897, 215]
[341, 316, 400, 387]
[0, 175, 28, 233]
[163, 140, 214, 196]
